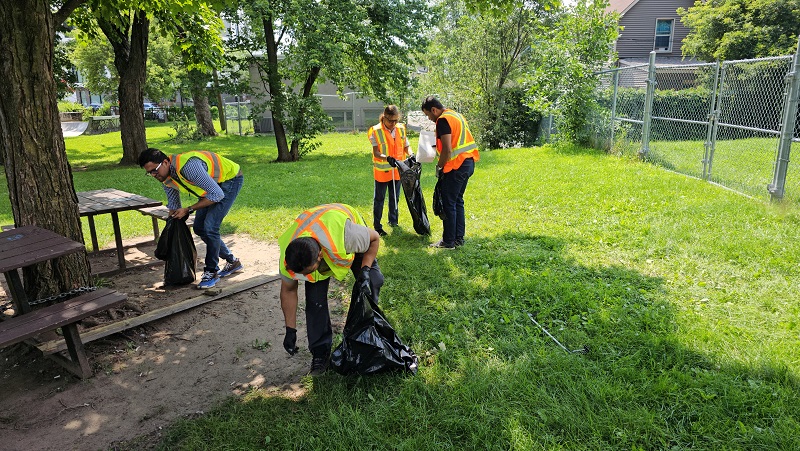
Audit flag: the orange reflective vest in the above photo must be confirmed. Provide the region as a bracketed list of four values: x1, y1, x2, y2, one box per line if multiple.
[163, 151, 240, 198]
[436, 110, 480, 172]
[278, 204, 367, 282]
[368, 123, 409, 182]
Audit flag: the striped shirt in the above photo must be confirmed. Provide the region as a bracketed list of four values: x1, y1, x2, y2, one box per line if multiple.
[163, 157, 225, 209]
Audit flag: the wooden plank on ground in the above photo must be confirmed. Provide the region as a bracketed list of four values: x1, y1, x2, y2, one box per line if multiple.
[35, 274, 280, 354]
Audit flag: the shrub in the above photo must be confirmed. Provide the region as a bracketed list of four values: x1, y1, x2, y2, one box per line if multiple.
[58, 101, 86, 113]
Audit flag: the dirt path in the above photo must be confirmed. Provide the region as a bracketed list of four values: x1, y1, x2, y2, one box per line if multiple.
[0, 234, 344, 450]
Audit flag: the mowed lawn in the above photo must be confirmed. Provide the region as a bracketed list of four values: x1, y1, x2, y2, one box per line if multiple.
[2, 123, 800, 449]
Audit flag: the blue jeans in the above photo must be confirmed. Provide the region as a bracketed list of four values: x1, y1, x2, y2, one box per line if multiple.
[373, 179, 402, 229]
[193, 175, 244, 273]
[440, 158, 475, 246]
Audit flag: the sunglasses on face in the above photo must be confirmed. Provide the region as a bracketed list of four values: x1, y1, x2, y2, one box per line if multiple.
[146, 162, 163, 176]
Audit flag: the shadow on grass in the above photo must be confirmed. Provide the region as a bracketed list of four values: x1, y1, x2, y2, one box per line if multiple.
[153, 230, 799, 449]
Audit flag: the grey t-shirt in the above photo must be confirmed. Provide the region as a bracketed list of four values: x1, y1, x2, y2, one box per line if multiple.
[281, 220, 371, 282]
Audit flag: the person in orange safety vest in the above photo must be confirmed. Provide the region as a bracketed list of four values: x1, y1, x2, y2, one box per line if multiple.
[421, 96, 479, 249]
[367, 105, 411, 236]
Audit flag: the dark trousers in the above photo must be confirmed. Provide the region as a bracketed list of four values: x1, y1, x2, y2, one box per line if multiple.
[440, 158, 475, 246]
[304, 254, 384, 357]
[373, 179, 401, 229]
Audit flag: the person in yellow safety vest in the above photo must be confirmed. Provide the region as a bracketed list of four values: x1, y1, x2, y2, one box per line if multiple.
[420, 96, 480, 249]
[277, 203, 383, 376]
[139, 148, 245, 289]
[367, 105, 411, 236]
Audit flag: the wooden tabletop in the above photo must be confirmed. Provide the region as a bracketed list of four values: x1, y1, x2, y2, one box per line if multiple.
[77, 188, 162, 216]
[0, 225, 85, 273]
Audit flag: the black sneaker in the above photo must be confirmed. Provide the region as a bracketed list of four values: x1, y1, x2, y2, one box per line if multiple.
[455, 239, 464, 248]
[218, 258, 244, 277]
[376, 228, 388, 237]
[309, 354, 330, 376]
[389, 222, 399, 227]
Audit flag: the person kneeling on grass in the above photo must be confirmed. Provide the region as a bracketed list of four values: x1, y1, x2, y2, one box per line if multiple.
[278, 203, 383, 376]
[139, 148, 245, 289]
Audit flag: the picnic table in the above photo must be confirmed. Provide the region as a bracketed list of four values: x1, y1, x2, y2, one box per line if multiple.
[0, 225, 85, 315]
[0, 225, 128, 377]
[77, 188, 162, 272]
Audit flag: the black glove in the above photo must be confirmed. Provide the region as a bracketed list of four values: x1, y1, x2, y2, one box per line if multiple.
[358, 266, 372, 297]
[435, 166, 444, 179]
[283, 326, 299, 355]
[386, 156, 397, 168]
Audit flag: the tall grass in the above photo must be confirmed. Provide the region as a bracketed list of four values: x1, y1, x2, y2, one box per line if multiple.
[2, 124, 800, 449]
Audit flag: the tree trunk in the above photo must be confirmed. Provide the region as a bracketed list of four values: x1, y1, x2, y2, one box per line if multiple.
[189, 70, 217, 137]
[289, 66, 321, 160]
[97, 11, 149, 165]
[262, 16, 293, 161]
[213, 69, 227, 132]
[0, 0, 91, 299]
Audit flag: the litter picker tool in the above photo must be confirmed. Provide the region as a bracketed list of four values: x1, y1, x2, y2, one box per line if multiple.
[527, 312, 589, 355]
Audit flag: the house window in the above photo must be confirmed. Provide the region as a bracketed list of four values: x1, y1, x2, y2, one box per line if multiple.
[654, 19, 674, 52]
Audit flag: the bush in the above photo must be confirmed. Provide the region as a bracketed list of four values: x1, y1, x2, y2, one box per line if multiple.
[96, 102, 113, 116]
[58, 101, 86, 113]
[474, 87, 541, 149]
[165, 106, 196, 121]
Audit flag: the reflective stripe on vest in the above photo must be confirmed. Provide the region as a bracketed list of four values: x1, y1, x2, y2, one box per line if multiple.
[279, 204, 365, 282]
[163, 151, 240, 197]
[370, 124, 407, 181]
[437, 110, 480, 172]
[440, 111, 477, 157]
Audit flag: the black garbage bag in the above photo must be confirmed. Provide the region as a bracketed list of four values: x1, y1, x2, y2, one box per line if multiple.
[432, 178, 445, 220]
[154, 217, 197, 285]
[395, 155, 430, 235]
[330, 285, 418, 376]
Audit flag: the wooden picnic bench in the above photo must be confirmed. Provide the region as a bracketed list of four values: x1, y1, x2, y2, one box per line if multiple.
[138, 205, 194, 241]
[0, 288, 127, 378]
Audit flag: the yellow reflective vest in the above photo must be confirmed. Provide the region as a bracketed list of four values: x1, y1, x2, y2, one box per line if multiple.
[163, 151, 240, 197]
[278, 204, 367, 282]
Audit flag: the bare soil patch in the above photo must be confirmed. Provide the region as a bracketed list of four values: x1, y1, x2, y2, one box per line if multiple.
[0, 234, 344, 450]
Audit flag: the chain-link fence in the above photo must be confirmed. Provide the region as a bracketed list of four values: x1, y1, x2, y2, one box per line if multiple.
[585, 40, 800, 203]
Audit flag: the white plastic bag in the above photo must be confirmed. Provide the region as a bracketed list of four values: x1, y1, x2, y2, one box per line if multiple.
[417, 130, 437, 163]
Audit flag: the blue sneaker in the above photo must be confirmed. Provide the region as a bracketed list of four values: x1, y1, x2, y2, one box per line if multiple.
[218, 258, 244, 277]
[197, 271, 220, 289]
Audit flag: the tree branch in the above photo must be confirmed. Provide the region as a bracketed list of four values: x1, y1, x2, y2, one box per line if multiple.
[54, 0, 87, 28]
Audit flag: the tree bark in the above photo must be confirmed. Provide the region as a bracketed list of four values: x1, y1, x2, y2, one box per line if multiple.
[189, 70, 217, 136]
[289, 66, 320, 160]
[97, 11, 149, 165]
[0, 0, 91, 299]
[213, 69, 227, 132]
[262, 16, 293, 161]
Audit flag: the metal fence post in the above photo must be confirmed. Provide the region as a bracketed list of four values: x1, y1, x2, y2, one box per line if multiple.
[768, 35, 800, 201]
[610, 69, 619, 148]
[639, 51, 657, 159]
[702, 61, 721, 180]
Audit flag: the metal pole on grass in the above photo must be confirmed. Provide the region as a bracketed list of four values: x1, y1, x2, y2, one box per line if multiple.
[610, 69, 619, 148]
[236, 95, 242, 136]
[639, 51, 657, 159]
[702, 61, 721, 180]
[768, 35, 800, 201]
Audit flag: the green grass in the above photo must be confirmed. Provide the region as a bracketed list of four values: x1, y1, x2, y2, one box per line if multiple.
[3, 125, 800, 449]
[623, 131, 800, 204]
